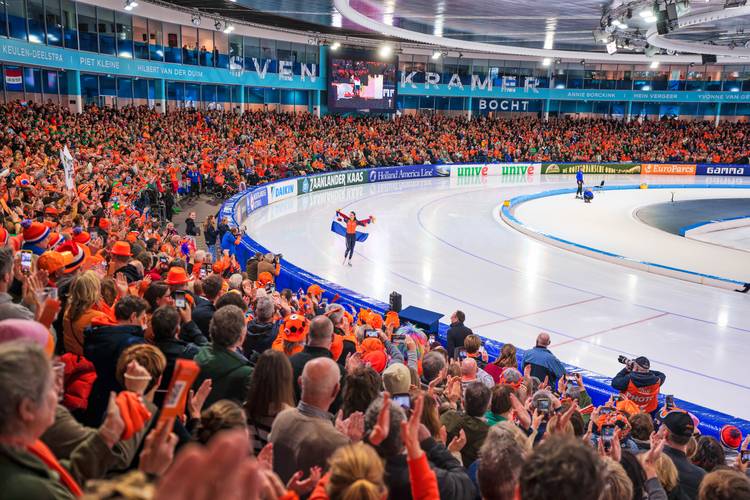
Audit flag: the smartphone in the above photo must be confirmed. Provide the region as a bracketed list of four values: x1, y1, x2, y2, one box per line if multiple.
[600, 407, 614, 415]
[21, 250, 32, 274]
[174, 291, 186, 309]
[742, 450, 750, 464]
[159, 256, 168, 264]
[364, 329, 379, 339]
[393, 394, 411, 411]
[602, 424, 615, 450]
[199, 267, 207, 279]
[391, 333, 406, 343]
[202, 263, 212, 276]
[456, 347, 468, 360]
[428, 334, 436, 344]
[665, 394, 675, 411]
[536, 398, 551, 414]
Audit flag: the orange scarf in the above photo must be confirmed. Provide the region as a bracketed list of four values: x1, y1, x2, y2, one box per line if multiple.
[27, 440, 83, 497]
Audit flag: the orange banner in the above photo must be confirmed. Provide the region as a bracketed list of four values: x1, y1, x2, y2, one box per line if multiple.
[641, 164, 696, 175]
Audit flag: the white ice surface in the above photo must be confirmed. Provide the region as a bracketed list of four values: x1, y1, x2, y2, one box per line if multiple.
[242, 175, 750, 420]
[688, 223, 750, 254]
[514, 188, 750, 283]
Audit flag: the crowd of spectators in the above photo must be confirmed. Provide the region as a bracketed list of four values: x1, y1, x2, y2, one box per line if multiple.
[0, 100, 747, 499]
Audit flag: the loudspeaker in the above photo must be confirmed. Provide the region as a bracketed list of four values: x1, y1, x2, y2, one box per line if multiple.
[701, 54, 717, 64]
[389, 291, 402, 313]
[666, 3, 678, 22]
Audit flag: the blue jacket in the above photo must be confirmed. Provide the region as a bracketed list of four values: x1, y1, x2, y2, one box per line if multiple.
[576, 170, 584, 183]
[611, 368, 666, 392]
[83, 323, 146, 426]
[187, 170, 202, 184]
[522, 346, 566, 382]
[21, 243, 46, 256]
[221, 231, 237, 256]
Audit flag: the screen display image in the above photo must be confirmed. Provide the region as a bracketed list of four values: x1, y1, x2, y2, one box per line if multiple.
[328, 50, 397, 110]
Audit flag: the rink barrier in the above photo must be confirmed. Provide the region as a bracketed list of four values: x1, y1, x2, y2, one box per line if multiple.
[679, 215, 750, 237]
[221, 171, 750, 440]
[501, 184, 750, 290]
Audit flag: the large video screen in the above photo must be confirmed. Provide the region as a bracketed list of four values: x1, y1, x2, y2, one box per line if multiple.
[328, 50, 397, 111]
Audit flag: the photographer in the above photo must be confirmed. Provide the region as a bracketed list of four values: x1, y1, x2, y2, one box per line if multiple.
[257, 253, 281, 284]
[611, 356, 666, 415]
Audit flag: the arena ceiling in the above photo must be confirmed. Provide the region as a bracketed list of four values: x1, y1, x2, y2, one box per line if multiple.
[164, 0, 750, 60]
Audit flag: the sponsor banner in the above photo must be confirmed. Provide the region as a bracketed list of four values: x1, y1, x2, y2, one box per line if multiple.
[366, 165, 441, 183]
[298, 170, 368, 194]
[245, 187, 269, 214]
[266, 179, 297, 203]
[449, 163, 539, 178]
[542, 163, 642, 175]
[641, 164, 696, 176]
[696, 165, 750, 177]
[476, 99, 537, 112]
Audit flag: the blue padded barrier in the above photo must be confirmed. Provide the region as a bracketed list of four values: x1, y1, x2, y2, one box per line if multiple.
[222, 171, 750, 441]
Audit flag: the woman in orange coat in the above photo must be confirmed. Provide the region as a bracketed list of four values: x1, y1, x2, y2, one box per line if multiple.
[62, 271, 115, 355]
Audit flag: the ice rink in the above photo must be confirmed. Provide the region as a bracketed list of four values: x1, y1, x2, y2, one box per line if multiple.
[243, 174, 750, 420]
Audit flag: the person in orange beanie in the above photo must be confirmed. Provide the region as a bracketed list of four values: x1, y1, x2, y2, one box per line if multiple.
[21, 219, 51, 255]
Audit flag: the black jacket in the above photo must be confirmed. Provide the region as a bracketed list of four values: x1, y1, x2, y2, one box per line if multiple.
[185, 217, 197, 236]
[663, 445, 705, 500]
[290, 346, 344, 412]
[446, 321, 473, 359]
[154, 336, 201, 406]
[83, 324, 146, 426]
[191, 299, 216, 339]
[611, 368, 666, 392]
[243, 320, 278, 358]
[204, 224, 218, 246]
[246, 258, 260, 282]
[382, 437, 476, 500]
[180, 319, 209, 346]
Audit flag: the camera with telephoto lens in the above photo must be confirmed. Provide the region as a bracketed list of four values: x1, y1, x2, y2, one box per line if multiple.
[617, 355, 635, 370]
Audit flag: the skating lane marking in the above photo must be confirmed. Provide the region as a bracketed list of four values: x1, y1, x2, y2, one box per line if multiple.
[469, 296, 605, 330]
[414, 188, 750, 335]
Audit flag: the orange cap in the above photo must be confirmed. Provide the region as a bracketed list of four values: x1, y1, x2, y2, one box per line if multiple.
[164, 267, 190, 285]
[110, 241, 132, 257]
[37, 251, 66, 274]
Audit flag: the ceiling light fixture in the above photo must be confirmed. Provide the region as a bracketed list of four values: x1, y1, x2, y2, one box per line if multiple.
[432, 50, 442, 59]
[124, 0, 138, 11]
[650, 60, 660, 68]
[223, 22, 235, 33]
[542, 58, 551, 66]
[378, 44, 392, 58]
[191, 15, 201, 26]
[330, 41, 341, 51]
[215, 20, 223, 31]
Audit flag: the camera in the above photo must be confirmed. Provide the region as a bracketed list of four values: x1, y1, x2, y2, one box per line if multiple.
[617, 355, 634, 370]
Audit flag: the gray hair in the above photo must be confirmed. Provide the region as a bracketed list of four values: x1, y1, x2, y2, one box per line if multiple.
[531, 389, 554, 411]
[254, 296, 275, 323]
[365, 394, 407, 458]
[325, 303, 344, 325]
[502, 368, 523, 384]
[227, 273, 243, 290]
[478, 423, 527, 500]
[308, 316, 333, 346]
[422, 351, 446, 382]
[209, 305, 246, 348]
[194, 250, 206, 263]
[0, 341, 51, 435]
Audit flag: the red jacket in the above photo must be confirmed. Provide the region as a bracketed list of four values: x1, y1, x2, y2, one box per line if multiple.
[60, 352, 97, 412]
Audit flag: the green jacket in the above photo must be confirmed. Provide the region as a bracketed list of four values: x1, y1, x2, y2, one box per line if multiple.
[484, 411, 508, 427]
[440, 410, 489, 466]
[0, 443, 75, 500]
[194, 344, 253, 407]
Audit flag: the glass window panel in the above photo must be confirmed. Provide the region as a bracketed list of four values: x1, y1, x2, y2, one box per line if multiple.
[148, 19, 163, 61]
[117, 78, 132, 98]
[133, 78, 148, 99]
[24, 67, 41, 93]
[76, 3, 97, 52]
[163, 22, 181, 63]
[214, 31, 228, 69]
[228, 34, 242, 71]
[27, 0, 46, 44]
[181, 26, 198, 65]
[115, 11, 132, 58]
[97, 7, 115, 55]
[276, 40, 291, 61]
[260, 38, 275, 59]
[43, 69, 59, 94]
[7, 0, 28, 40]
[61, 0, 77, 49]
[197, 29, 214, 66]
[80, 73, 98, 104]
[132, 16, 148, 59]
[45, 0, 63, 46]
[243, 36, 260, 66]
[99, 75, 115, 96]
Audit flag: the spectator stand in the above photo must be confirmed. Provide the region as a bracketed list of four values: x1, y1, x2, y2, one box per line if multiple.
[221, 166, 750, 441]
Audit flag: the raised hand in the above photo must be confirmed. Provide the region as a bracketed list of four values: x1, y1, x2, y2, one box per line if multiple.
[400, 394, 425, 459]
